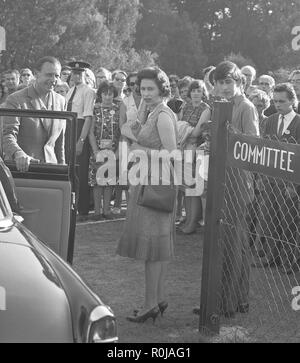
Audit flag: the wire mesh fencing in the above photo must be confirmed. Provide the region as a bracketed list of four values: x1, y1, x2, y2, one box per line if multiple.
[210, 134, 300, 343]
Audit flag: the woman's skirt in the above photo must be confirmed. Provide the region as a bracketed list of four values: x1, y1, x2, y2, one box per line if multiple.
[116, 184, 176, 261]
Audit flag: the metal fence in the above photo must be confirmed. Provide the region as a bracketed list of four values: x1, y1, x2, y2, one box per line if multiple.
[199, 102, 300, 343]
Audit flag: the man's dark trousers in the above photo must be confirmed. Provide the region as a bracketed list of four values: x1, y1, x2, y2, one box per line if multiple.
[76, 119, 90, 216]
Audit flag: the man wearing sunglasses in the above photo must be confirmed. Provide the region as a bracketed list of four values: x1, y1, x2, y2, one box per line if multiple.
[112, 70, 127, 102]
[258, 74, 277, 116]
[115, 72, 141, 214]
[119, 72, 141, 127]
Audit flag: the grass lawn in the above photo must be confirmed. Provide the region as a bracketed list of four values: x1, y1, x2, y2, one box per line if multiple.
[73, 218, 300, 343]
[73, 219, 205, 343]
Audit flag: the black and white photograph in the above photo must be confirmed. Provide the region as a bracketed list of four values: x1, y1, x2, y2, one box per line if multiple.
[0, 0, 300, 345]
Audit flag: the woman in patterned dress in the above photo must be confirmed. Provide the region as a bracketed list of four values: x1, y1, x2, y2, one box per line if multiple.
[88, 81, 120, 220]
[179, 80, 211, 234]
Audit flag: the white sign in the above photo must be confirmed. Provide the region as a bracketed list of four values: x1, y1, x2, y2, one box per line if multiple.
[292, 26, 300, 51]
[0, 26, 5, 51]
[292, 286, 300, 311]
[0, 286, 6, 311]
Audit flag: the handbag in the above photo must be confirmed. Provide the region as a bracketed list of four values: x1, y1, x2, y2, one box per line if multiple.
[137, 184, 176, 213]
[136, 104, 177, 212]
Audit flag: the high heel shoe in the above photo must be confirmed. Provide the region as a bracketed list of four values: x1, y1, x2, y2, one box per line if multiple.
[178, 228, 197, 235]
[133, 301, 168, 317]
[127, 306, 160, 324]
[158, 301, 168, 316]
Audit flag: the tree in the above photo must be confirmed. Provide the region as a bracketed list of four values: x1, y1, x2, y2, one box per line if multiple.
[224, 52, 256, 68]
[92, 0, 157, 71]
[0, 0, 108, 70]
[0, 0, 156, 73]
[135, 0, 207, 76]
[168, 0, 300, 73]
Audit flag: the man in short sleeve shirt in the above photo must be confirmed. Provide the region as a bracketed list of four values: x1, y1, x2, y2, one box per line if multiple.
[66, 61, 96, 220]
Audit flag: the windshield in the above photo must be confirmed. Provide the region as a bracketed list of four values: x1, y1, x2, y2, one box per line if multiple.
[0, 181, 13, 220]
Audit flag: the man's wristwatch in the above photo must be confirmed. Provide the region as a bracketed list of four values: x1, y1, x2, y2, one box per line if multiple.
[79, 137, 85, 143]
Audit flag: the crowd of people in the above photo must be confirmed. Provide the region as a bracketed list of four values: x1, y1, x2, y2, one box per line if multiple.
[1, 56, 300, 322]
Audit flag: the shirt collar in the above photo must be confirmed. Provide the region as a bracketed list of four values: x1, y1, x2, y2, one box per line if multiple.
[280, 109, 296, 122]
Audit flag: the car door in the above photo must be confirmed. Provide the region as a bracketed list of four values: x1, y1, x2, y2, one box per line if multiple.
[0, 108, 77, 264]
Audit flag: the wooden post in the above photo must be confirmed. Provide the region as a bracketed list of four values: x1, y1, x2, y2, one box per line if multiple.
[199, 101, 233, 335]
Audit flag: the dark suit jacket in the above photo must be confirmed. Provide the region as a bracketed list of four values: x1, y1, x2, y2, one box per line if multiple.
[264, 112, 300, 194]
[264, 99, 277, 117]
[263, 112, 300, 144]
[3, 85, 66, 164]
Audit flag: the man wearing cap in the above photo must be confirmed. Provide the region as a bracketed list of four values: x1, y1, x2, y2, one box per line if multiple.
[2, 56, 66, 172]
[66, 61, 95, 221]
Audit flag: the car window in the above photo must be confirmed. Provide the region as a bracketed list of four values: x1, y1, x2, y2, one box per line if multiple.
[0, 286, 6, 311]
[0, 109, 77, 170]
[2, 117, 68, 167]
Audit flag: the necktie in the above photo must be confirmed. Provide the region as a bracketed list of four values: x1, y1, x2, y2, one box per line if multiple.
[278, 114, 284, 137]
[67, 86, 77, 112]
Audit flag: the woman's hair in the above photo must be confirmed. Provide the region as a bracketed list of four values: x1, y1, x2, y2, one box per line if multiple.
[112, 69, 127, 80]
[214, 61, 242, 83]
[203, 66, 216, 86]
[241, 74, 247, 89]
[3, 69, 20, 79]
[241, 65, 257, 80]
[61, 65, 72, 72]
[97, 67, 112, 81]
[203, 66, 215, 78]
[126, 72, 138, 86]
[136, 67, 171, 98]
[249, 89, 271, 110]
[97, 80, 118, 102]
[258, 74, 275, 88]
[187, 79, 209, 100]
[177, 76, 193, 91]
[85, 68, 96, 88]
[20, 68, 33, 77]
[169, 74, 179, 83]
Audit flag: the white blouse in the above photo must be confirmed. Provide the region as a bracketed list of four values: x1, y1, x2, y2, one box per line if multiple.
[123, 93, 139, 124]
